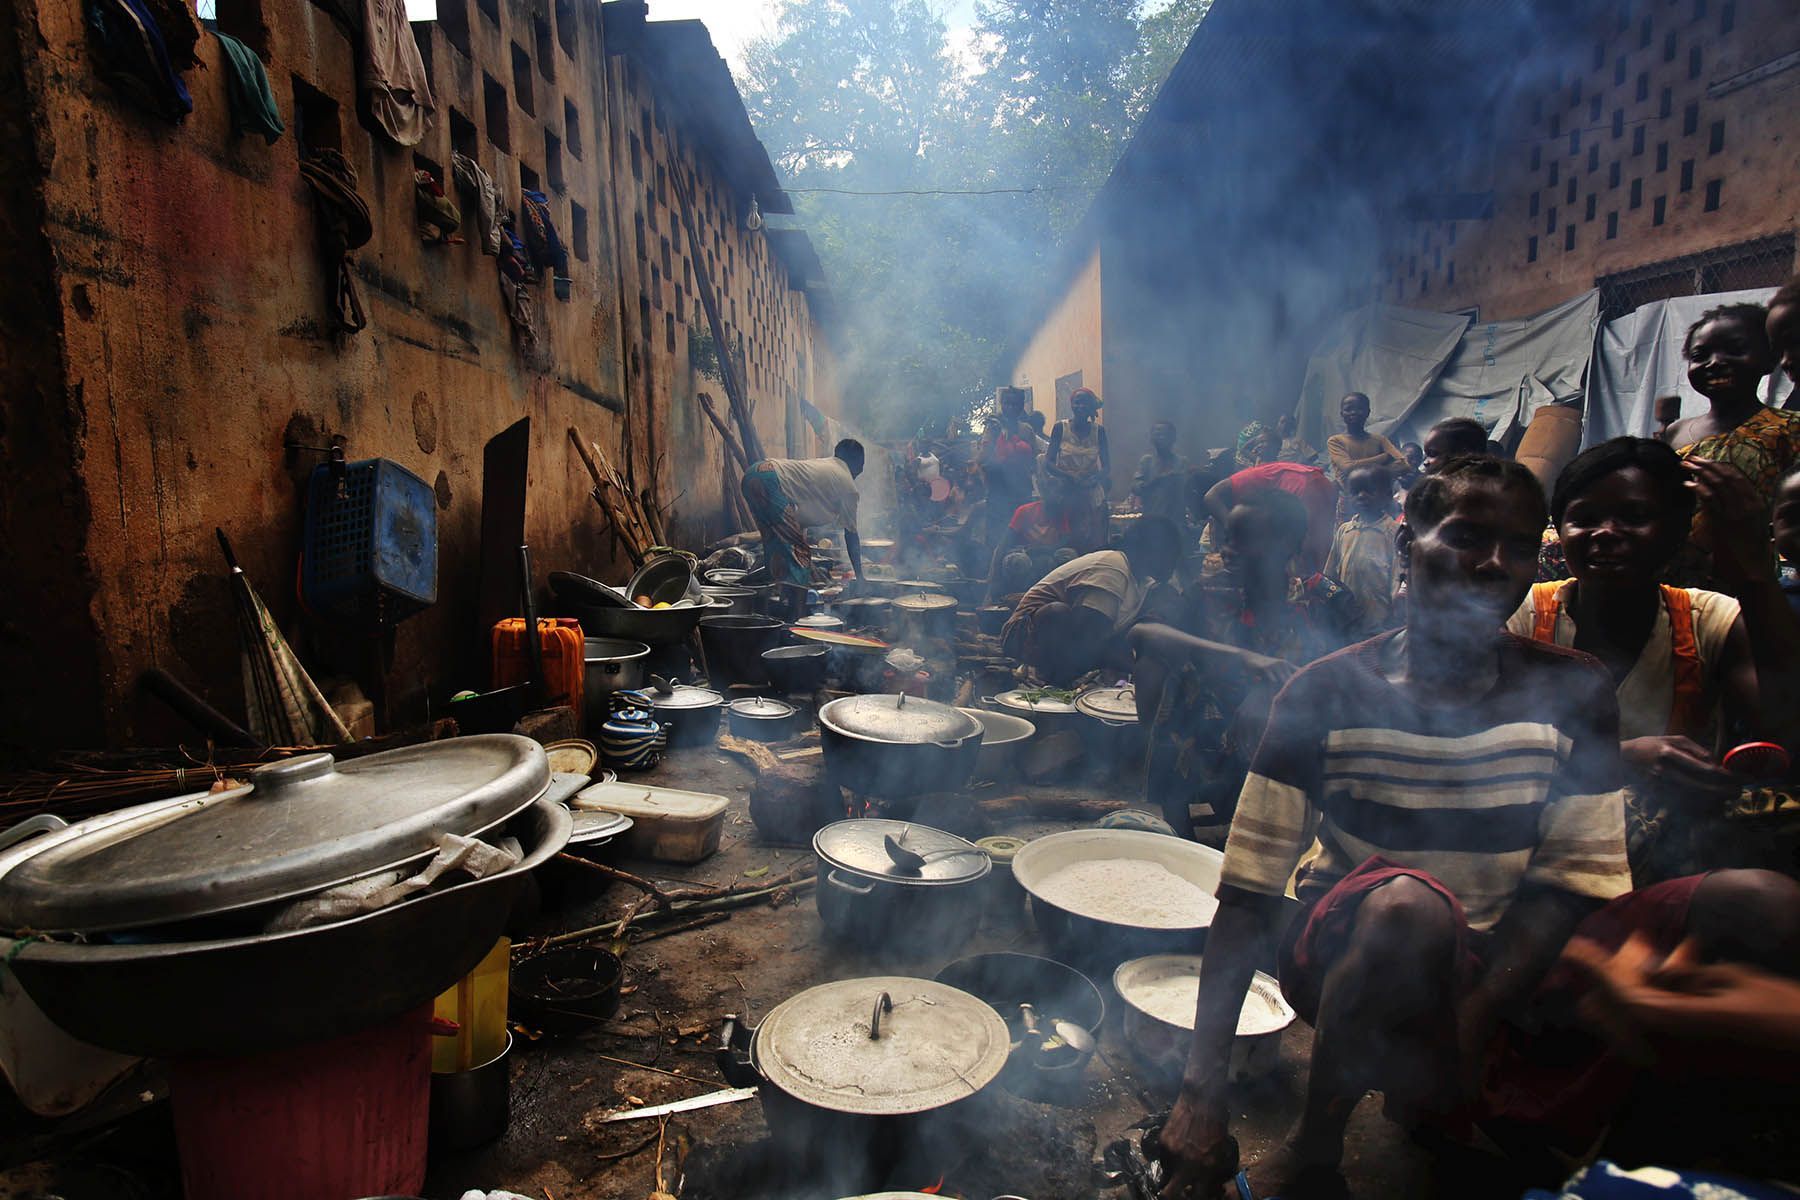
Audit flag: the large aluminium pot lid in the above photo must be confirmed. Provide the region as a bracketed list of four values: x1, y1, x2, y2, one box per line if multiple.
[647, 683, 724, 710]
[1075, 684, 1139, 723]
[752, 975, 1008, 1116]
[0, 735, 548, 934]
[818, 694, 980, 745]
[812, 819, 990, 885]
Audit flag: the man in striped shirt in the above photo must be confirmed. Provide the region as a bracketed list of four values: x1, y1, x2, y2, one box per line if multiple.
[1158, 458, 1800, 1199]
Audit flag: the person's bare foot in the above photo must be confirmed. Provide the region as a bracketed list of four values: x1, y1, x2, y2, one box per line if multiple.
[1243, 1135, 1351, 1199]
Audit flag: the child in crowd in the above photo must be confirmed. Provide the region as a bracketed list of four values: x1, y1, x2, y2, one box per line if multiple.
[1325, 391, 1407, 482]
[1276, 413, 1320, 465]
[1422, 416, 1490, 475]
[1663, 302, 1799, 589]
[1392, 441, 1424, 500]
[1325, 465, 1401, 638]
[1777, 468, 1800, 619]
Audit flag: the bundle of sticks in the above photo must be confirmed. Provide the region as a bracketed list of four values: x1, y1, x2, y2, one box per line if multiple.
[570, 427, 668, 567]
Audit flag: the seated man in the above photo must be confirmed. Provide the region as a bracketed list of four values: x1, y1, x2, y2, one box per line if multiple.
[1158, 457, 1800, 1200]
[1000, 517, 1180, 687]
[1132, 491, 1355, 837]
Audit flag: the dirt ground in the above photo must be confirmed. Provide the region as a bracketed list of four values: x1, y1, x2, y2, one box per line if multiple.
[0, 744, 1542, 1200]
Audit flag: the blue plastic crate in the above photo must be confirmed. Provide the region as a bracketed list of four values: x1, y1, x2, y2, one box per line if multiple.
[301, 458, 437, 619]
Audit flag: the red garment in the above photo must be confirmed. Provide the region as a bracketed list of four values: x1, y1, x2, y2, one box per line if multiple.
[1228, 462, 1338, 570]
[991, 430, 1034, 463]
[1277, 854, 1706, 1148]
[1009, 500, 1074, 548]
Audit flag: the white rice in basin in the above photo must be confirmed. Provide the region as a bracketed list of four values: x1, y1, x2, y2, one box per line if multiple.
[1033, 857, 1219, 928]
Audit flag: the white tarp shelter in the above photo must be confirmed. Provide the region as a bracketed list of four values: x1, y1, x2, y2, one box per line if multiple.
[1585, 286, 1793, 448]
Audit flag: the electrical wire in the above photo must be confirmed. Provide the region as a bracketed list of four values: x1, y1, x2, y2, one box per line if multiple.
[782, 184, 1091, 195]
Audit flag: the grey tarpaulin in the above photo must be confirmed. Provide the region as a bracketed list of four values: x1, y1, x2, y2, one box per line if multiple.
[1296, 304, 1471, 447]
[1586, 287, 1793, 448]
[1298, 293, 1600, 448]
[1393, 290, 1599, 446]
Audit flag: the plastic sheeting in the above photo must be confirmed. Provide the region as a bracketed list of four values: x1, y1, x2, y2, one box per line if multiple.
[1396, 290, 1599, 446]
[1298, 292, 1600, 448]
[1585, 287, 1793, 448]
[1296, 304, 1471, 447]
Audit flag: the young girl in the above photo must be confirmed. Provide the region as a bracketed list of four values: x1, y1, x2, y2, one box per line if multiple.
[1508, 437, 1800, 879]
[1663, 303, 1800, 588]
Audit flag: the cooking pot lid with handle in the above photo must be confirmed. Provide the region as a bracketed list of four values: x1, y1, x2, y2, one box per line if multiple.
[752, 975, 1008, 1116]
[892, 592, 956, 612]
[0, 735, 548, 934]
[992, 688, 1079, 715]
[649, 684, 724, 710]
[819, 694, 980, 744]
[728, 696, 797, 719]
[812, 819, 990, 885]
[1075, 684, 1139, 723]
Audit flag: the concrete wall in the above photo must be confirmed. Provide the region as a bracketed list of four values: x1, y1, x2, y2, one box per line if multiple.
[1379, 0, 1799, 320]
[0, 0, 821, 753]
[1009, 246, 1105, 424]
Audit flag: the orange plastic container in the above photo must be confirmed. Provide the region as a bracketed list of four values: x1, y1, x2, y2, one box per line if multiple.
[491, 617, 586, 724]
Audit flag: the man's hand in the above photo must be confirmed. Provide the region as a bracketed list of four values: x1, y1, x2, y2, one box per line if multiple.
[1155, 1094, 1238, 1200]
[1239, 652, 1300, 689]
[1685, 458, 1771, 586]
[1620, 735, 1740, 798]
[1562, 934, 1800, 1070]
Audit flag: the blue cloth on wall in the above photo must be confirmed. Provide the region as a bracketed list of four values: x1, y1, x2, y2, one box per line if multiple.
[86, 0, 193, 121]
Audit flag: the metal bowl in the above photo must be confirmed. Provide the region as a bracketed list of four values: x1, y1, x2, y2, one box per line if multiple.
[626, 553, 696, 607]
[957, 707, 1035, 783]
[567, 600, 707, 647]
[1011, 829, 1224, 970]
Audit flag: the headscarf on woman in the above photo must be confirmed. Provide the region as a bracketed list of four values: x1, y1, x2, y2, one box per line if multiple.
[1235, 421, 1274, 469]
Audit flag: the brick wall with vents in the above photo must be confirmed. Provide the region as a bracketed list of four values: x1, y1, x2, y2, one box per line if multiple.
[1377, 0, 1799, 320]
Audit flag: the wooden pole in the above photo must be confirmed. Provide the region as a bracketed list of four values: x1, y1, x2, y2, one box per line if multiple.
[669, 163, 764, 466]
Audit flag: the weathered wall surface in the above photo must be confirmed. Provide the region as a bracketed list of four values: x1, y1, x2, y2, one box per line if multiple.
[0, 0, 821, 753]
[600, 43, 818, 550]
[1008, 246, 1104, 424]
[1379, 0, 1799, 319]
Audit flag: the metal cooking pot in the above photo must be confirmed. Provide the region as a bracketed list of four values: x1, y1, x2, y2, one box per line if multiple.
[817, 694, 982, 802]
[716, 975, 1009, 1192]
[934, 952, 1105, 1100]
[698, 614, 786, 686]
[890, 592, 957, 639]
[958, 707, 1035, 784]
[812, 820, 989, 957]
[762, 644, 828, 694]
[1073, 684, 1144, 771]
[1113, 954, 1295, 1085]
[727, 696, 805, 742]
[699, 585, 757, 616]
[644, 681, 724, 748]
[583, 638, 651, 722]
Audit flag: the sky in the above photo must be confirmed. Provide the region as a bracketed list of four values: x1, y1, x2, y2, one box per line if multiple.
[649, 0, 982, 73]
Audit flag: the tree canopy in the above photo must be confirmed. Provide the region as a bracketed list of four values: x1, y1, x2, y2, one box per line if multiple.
[738, 0, 1210, 438]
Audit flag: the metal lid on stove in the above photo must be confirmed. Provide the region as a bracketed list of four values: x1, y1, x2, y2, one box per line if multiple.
[892, 591, 956, 612]
[1075, 684, 1139, 723]
[812, 819, 990, 885]
[991, 688, 1079, 715]
[752, 975, 1009, 1116]
[727, 696, 797, 719]
[0, 735, 548, 934]
[647, 683, 724, 710]
[818, 694, 980, 745]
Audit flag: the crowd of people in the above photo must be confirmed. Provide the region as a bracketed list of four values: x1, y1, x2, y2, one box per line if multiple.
[983, 284, 1800, 1198]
